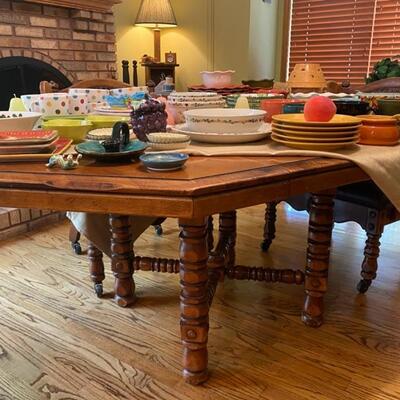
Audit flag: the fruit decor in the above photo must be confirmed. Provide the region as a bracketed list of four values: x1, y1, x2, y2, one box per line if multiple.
[366, 57, 400, 83]
[304, 96, 337, 122]
[131, 95, 168, 142]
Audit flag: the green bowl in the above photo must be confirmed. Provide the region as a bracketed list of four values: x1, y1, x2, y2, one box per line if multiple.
[87, 115, 130, 130]
[377, 99, 400, 116]
[43, 119, 93, 143]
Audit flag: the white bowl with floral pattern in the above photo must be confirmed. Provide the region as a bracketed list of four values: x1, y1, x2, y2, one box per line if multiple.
[184, 108, 266, 134]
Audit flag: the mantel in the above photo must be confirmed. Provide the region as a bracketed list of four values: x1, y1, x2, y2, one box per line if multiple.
[27, 0, 121, 12]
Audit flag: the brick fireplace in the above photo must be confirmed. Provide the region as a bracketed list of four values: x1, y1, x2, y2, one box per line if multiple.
[0, 0, 120, 240]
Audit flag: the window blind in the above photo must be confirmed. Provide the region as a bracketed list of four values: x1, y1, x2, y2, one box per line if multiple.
[288, 0, 400, 86]
[368, 0, 400, 69]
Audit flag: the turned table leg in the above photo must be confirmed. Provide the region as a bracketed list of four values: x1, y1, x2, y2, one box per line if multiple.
[179, 217, 209, 385]
[109, 214, 136, 307]
[88, 242, 105, 297]
[302, 190, 335, 328]
[357, 229, 383, 293]
[261, 202, 278, 252]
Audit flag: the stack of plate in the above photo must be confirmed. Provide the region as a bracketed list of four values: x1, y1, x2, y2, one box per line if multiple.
[147, 132, 191, 150]
[0, 130, 71, 162]
[172, 108, 271, 144]
[271, 114, 361, 150]
[92, 106, 132, 117]
[167, 92, 225, 124]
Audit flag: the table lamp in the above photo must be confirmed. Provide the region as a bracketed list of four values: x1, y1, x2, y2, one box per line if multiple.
[135, 0, 177, 63]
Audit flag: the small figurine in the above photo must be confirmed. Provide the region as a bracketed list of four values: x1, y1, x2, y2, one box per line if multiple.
[141, 54, 156, 64]
[46, 154, 82, 170]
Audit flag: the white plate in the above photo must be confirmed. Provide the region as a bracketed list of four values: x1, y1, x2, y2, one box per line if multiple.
[172, 123, 271, 144]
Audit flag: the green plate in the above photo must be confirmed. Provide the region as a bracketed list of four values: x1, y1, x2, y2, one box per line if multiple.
[75, 140, 147, 162]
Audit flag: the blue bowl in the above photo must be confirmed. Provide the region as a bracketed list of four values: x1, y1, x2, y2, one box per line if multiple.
[139, 153, 189, 171]
[283, 103, 305, 114]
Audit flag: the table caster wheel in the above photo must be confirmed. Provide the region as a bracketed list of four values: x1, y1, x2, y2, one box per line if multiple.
[94, 283, 103, 297]
[72, 242, 82, 255]
[357, 279, 371, 294]
[155, 225, 163, 236]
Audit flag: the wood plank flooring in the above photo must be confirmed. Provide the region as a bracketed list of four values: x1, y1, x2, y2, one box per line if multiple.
[0, 204, 400, 399]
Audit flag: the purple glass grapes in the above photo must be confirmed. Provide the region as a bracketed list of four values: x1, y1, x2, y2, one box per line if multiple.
[131, 97, 168, 142]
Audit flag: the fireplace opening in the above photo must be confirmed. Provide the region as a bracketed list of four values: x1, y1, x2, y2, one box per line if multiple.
[0, 56, 72, 111]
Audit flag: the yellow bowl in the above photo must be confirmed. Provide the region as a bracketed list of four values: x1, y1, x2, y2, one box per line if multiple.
[87, 115, 130, 130]
[43, 119, 93, 143]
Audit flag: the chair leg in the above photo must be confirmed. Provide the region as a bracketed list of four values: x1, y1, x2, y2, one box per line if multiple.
[88, 242, 105, 297]
[357, 229, 384, 294]
[261, 202, 278, 252]
[69, 223, 82, 255]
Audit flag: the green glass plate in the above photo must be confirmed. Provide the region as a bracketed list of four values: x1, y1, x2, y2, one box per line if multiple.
[75, 140, 147, 162]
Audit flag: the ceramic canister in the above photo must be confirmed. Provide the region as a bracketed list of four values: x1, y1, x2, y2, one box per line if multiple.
[21, 94, 41, 113]
[68, 94, 89, 115]
[68, 88, 110, 104]
[38, 93, 69, 116]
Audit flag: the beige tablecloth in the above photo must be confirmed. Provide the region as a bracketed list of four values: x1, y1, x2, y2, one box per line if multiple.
[169, 140, 400, 212]
[70, 139, 400, 256]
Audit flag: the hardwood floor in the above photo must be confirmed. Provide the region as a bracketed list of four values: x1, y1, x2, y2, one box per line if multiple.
[0, 204, 400, 399]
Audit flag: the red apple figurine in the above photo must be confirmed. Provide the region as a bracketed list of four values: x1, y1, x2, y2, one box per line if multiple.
[304, 96, 337, 122]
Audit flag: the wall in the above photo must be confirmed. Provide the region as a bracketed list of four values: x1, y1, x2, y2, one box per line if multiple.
[248, 0, 279, 80]
[113, 0, 251, 90]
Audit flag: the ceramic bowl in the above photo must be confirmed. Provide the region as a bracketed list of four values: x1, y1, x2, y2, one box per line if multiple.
[200, 71, 235, 88]
[282, 102, 305, 114]
[226, 94, 285, 109]
[184, 108, 266, 134]
[333, 100, 370, 116]
[139, 153, 189, 171]
[377, 99, 400, 116]
[261, 99, 306, 122]
[168, 92, 221, 103]
[86, 115, 130, 130]
[38, 93, 69, 116]
[0, 111, 42, 131]
[168, 100, 226, 124]
[68, 88, 109, 103]
[43, 119, 93, 143]
[357, 115, 399, 145]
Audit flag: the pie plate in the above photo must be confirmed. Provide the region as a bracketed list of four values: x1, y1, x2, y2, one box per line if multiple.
[271, 134, 358, 150]
[272, 114, 362, 127]
[272, 125, 360, 138]
[272, 121, 361, 132]
[139, 153, 189, 171]
[171, 123, 271, 144]
[271, 131, 359, 143]
[75, 140, 147, 162]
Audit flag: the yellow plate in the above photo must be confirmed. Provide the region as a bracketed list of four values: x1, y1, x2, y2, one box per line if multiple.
[272, 126, 360, 138]
[272, 131, 359, 143]
[272, 121, 361, 132]
[271, 134, 358, 150]
[272, 114, 361, 126]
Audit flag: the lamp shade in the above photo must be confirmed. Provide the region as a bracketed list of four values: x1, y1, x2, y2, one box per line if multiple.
[135, 0, 177, 28]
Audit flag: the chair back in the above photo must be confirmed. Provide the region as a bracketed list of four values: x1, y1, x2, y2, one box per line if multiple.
[39, 78, 131, 94]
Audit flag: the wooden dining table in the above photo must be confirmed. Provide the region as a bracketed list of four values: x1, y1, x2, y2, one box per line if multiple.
[0, 155, 368, 385]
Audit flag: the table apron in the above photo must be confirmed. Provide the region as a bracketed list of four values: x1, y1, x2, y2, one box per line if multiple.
[0, 167, 367, 218]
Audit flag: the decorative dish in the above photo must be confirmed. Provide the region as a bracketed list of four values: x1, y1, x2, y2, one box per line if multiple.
[0, 111, 42, 131]
[139, 153, 189, 171]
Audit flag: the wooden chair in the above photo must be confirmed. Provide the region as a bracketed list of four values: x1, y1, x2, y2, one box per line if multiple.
[262, 184, 399, 293]
[40, 77, 165, 255]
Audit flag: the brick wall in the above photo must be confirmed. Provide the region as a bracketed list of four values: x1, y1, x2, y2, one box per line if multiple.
[0, 0, 117, 81]
[0, 208, 66, 241]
